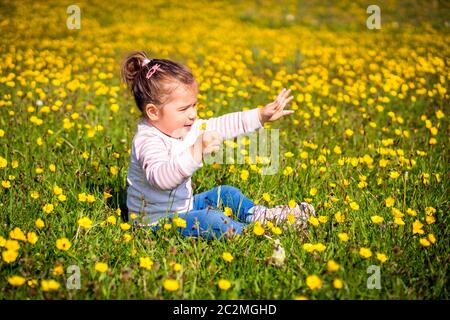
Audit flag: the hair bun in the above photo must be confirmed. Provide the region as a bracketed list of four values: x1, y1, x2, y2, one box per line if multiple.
[120, 51, 149, 89]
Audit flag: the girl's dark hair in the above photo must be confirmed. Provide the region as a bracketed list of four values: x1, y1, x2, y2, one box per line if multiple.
[120, 51, 197, 114]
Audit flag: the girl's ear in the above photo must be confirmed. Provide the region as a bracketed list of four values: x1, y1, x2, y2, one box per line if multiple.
[145, 103, 160, 121]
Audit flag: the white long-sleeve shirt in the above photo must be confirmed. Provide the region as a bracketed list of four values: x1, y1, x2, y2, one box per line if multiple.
[126, 107, 263, 225]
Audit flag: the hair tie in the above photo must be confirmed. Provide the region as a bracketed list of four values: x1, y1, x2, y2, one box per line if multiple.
[142, 59, 151, 67]
[146, 63, 161, 79]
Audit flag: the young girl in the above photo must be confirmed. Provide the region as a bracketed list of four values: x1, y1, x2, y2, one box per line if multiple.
[121, 51, 315, 239]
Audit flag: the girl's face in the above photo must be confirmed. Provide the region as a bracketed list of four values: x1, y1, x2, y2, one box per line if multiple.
[147, 82, 198, 139]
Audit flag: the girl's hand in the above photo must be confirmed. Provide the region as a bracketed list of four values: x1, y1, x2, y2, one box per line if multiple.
[201, 131, 222, 155]
[190, 130, 222, 163]
[258, 88, 295, 124]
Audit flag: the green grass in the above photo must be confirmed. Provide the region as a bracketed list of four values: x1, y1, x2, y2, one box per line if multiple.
[0, 0, 449, 299]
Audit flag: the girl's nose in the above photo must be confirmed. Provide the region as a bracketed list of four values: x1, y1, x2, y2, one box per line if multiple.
[189, 109, 197, 120]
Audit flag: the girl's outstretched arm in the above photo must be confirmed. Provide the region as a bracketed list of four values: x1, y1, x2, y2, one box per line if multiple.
[197, 88, 294, 139]
[199, 108, 262, 140]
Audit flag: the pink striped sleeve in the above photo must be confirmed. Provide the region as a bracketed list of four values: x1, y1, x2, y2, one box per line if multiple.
[134, 133, 203, 191]
[200, 108, 263, 139]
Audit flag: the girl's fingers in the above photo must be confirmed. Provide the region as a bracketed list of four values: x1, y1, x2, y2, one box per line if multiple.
[277, 88, 286, 100]
[280, 88, 291, 99]
[285, 96, 294, 104]
[283, 110, 295, 115]
[276, 88, 291, 101]
[280, 96, 294, 107]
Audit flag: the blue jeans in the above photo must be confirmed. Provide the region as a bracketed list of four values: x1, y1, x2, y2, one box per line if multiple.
[156, 185, 256, 239]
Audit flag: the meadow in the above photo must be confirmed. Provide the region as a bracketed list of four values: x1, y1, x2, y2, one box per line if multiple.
[0, 0, 448, 299]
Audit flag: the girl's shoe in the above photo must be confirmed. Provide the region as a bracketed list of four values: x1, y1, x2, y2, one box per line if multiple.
[252, 202, 315, 230]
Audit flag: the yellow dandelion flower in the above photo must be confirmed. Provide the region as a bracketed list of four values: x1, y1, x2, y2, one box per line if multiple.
[222, 252, 234, 263]
[53, 185, 63, 196]
[359, 247, 372, 259]
[139, 257, 153, 270]
[163, 278, 179, 292]
[318, 216, 328, 224]
[218, 279, 231, 291]
[371, 215, 384, 224]
[376, 253, 388, 263]
[10, 227, 27, 242]
[106, 216, 117, 225]
[86, 194, 95, 203]
[419, 238, 431, 247]
[2, 250, 19, 263]
[8, 276, 26, 287]
[110, 166, 119, 176]
[2, 180, 11, 188]
[349, 202, 359, 211]
[334, 212, 345, 223]
[240, 169, 249, 181]
[309, 216, 319, 227]
[52, 265, 64, 276]
[172, 217, 186, 228]
[253, 222, 265, 236]
[0, 156, 7, 168]
[172, 263, 182, 272]
[435, 110, 444, 119]
[385, 197, 395, 207]
[30, 191, 40, 199]
[425, 215, 436, 224]
[389, 171, 400, 179]
[95, 262, 109, 273]
[35, 218, 45, 229]
[428, 234, 436, 244]
[55, 238, 71, 251]
[313, 243, 326, 252]
[327, 260, 340, 272]
[287, 213, 295, 224]
[27, 279, 38, 288]
[123, 233, 133, 242]
[223, 207, 232, 217]
[345, 129, 354, 137]
[288, 200, 297, 209]
[271, 226, 282, 235]
[338, 233, 349, 242]
[41, 279, 60, 292]
[42, 203, 54, 214]
[333, 278, 343, 289]
[5, 239, 20, 251]
[412, 220, 424, 234]
[306, 275, 322, 290]
[120, 223, 131, 231]
[27, 232, 38, 245]
[78, 217, 93, 229]
[78, 193, 87, 202]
